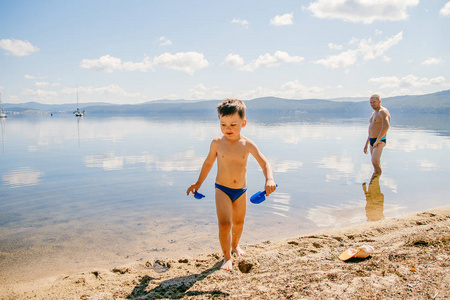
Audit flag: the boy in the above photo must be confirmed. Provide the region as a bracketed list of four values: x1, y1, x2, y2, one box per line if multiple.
[187, 98, 277, 271]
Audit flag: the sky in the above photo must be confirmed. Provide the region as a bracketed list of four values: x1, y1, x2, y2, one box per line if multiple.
[1, 0, 449, 105]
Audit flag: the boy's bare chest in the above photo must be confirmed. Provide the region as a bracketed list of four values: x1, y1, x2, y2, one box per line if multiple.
[216, 143, 249, 162]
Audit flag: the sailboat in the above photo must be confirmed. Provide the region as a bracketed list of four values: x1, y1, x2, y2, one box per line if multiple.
[0, 92, 7, 118]
[73, 86, 84, 117]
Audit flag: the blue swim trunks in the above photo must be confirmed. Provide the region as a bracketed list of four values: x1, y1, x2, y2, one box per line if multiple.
[369, 137, 386, 147]
[215, 183, 247, 202]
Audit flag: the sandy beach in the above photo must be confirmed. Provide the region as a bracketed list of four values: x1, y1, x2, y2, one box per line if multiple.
[1, 205, 449, 299]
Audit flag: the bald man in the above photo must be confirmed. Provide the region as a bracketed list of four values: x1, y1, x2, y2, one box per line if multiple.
[363, 94, 390, 175]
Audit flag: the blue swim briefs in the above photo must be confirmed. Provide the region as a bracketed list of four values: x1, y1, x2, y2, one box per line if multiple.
[215, 183, 247, 202]
[369, 137, 386, 147]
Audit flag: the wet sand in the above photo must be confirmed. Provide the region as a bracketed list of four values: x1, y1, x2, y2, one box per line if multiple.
[1, 205, 449, 299]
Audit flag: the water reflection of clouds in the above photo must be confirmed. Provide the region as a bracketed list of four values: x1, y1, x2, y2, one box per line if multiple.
[307, 201, 404, 228]
[317, 155, 398, 192]
[390, 129, 450, 152]
[318, 154, 364, 184]
[380, 176, 397, 193]
[84, 149, 205, 172]
[270, 158, 303, 173]
[246, 124, 330, 144]
[84, 153, 126, 170]
[417, 159, 438, 171]
[2, 167, 44, 188]
[267, 193, 291, 217]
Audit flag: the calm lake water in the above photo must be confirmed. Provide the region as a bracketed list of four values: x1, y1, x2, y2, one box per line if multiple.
[1, 113, 449, 282]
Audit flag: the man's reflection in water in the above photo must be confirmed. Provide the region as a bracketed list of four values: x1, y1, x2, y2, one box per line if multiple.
[363, 174, 385, 221]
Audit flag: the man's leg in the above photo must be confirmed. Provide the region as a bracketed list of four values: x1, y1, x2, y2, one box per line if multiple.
[231, 192, 247, 256]
[370, 142, 385, 175]
[215, 188, 233, 270]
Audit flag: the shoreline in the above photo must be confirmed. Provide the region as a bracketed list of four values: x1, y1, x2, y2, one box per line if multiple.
[1, 205, 449, 299]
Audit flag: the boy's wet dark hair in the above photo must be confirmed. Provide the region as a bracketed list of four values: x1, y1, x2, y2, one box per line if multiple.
[217, 98, 246, 119]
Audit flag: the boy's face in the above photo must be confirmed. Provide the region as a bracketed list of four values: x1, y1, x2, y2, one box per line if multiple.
[219, 113, 247, 140]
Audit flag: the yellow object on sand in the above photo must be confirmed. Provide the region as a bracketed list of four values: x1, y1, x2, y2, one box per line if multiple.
[339, 245, 374, 261]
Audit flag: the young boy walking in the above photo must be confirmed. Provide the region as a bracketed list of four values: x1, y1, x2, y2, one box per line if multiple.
[187, 98, 277, 271]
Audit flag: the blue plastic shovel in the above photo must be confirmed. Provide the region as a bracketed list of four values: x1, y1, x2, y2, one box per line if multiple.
[250, 184, 277, 204]
[194, 191, 205, 199]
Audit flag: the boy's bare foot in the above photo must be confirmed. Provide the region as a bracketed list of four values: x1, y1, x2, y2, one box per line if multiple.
[221, 259, 233, 271]
[232, 245, 246, 257]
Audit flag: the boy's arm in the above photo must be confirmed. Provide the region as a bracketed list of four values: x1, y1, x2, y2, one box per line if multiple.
[186, 139, 218, 196]
[248, 141, 276, 196]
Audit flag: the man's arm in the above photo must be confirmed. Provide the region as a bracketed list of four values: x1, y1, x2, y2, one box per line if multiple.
[374, 111, 390, 148]
[363, 137, 370, 154]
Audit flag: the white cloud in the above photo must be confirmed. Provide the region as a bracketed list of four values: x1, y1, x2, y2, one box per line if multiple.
[80, 55, 133, 72]
[153, 51, 209, 75]
[421, 57, 443, 65]
[305, 0, 419, 24]
[270, 13, 294, 26]
[223, 53, 245, 67]
[0, 39, 39, 56]
[25, 74, 37, 79]
[440, 2, 450, 16]
[240, 51, 304, 72]
[231, 18, 249, 28]
[188, 83, 229, 99]
[189, 83, 209, 99]
[328, 43, 343, 50]
[238, 80, 325, 100]
[61, 85, 141, 98]
[121, 57, 153, 72]
[368, 74, 448, 88]
[158, 36, 173, 46]
[80, 55, 152, 72]
[357, 31, 403, 60]
[22, 89, 58, 97]
[35, 82, 49, 87]
[80, 52, 208, 75]
[35, 82, 60, 87]
[314, 49, 358, 70]
[315, 31, 402, 69]
[280, 80, 325, 98]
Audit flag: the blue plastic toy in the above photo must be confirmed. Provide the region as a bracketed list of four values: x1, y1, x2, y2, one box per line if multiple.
[194, 191, 205, 199]
[250, 184, 277, 204]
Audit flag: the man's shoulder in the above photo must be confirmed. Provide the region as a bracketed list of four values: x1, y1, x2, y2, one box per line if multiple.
[380, 106, 390, 116]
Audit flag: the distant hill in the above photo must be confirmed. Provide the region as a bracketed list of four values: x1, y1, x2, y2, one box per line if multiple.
[381, 90, 450, 114]
[3, 90, 450, 115]
[3, 102, 115, 113]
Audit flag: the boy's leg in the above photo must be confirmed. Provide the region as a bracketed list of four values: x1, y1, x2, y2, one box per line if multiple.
[215, 189, 233, 269]
[231, 192, 247, 256]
